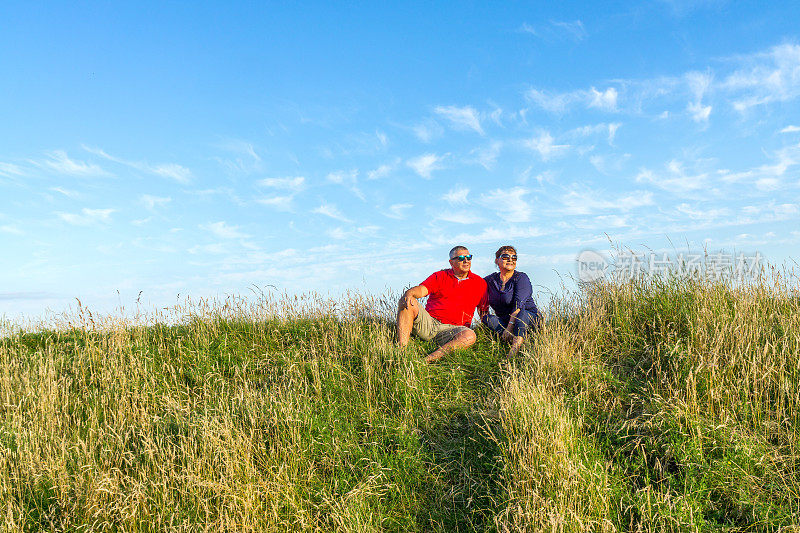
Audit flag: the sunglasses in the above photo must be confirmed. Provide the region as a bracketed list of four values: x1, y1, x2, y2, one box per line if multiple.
[499, 253, 517, 261]
[451, 254, 473, 262]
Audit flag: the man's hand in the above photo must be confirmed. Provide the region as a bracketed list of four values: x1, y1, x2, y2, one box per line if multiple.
[398, 292, 416, 311]
[398, 285, 429, 311]
[501, 329, 514, 343]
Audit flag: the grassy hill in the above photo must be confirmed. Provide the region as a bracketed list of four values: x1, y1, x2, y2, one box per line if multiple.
[1, 276, 799, 531]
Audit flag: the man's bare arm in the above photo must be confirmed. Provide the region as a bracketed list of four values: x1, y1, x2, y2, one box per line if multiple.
[399, 285, 429, 309]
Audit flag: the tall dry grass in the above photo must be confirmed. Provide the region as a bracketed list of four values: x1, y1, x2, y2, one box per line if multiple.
[496, 269, 800, 531]
[1, 272, 799, 531]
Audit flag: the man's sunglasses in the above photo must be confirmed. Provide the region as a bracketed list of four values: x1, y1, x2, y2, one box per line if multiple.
[499, 253, 517, 261]
[451, 254, 473, 262]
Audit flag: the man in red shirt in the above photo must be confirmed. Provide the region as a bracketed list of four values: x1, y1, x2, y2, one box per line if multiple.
[396, 245, 487, 363]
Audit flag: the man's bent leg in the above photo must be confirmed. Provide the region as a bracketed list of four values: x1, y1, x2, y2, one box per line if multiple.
[396, 296, 420, 347]
[425, 328, 477, 363]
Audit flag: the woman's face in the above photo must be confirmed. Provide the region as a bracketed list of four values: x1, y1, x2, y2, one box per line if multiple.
[496, 250, 517, 272]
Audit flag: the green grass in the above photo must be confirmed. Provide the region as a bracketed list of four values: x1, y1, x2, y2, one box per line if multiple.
[1, 275, 799, 531]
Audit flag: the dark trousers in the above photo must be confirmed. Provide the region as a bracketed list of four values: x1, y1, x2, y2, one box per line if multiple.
[483, 309, 540, 338]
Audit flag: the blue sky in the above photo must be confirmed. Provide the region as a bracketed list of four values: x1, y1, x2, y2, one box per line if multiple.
[2, 1, 800, 320]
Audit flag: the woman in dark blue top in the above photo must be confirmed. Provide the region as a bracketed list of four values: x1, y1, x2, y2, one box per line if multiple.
[481, 245, 541, 356]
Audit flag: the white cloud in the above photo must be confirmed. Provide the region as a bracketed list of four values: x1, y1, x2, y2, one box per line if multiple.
[326, 169, 358, 185]
[590, 153, 631, 175]
[520, 20, 587, 42]
[385, 203, 413, 219]
[479, 187, 534, 222]
[140, 194, 171, 210]
[566, 122, 622, 145]
[0, 224, 23, 235]
[326, 169, 364, 199]
[150, 163, 192, 183]
[256, 195, 295, 212]
[433, 105, 485, 135]
[188, 243, 227, 255]
[313, 203, 352, 223]
[37, 150, 110, 177]
[470, 141, 502, 170]
[781, 125, 800, 133]
[0, 162, 25, 178]
[687, 101, 712, 122]
[525, 131, 570, 161]
[200, 221, 249, 239]
[435, 211, 483, 225]
[82, 145, 192, 183]
[407, 153, 445, 179]
[433, 225, 547, 246]
[442, 187, 470, 205]
[50, 186, 81, 199]
[561, 186, 654, 215]
[57, 208, 114, 226]
[636, 160, 712, 194]
[258, 176, 306, 191]
[525, 89, 576, 113]
[367, 161, 398, 180]
[589, 87, 618, 111]
[412, 120, 443, 143]
[723, 44, 800, 111]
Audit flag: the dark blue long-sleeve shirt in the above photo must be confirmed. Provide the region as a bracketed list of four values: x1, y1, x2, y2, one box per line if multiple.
[483, 271, 538, 320]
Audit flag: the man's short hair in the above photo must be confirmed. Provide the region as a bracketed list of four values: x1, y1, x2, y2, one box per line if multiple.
[449, 245, 469, 259]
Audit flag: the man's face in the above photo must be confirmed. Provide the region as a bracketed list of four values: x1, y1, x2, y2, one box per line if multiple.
[449, 249, 472, 276]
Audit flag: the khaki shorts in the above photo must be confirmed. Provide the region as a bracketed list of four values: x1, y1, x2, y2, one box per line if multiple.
[413, 307, 469, 346]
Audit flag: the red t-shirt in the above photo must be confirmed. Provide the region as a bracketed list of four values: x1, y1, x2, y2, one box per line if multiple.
[420, 269, 488, 326]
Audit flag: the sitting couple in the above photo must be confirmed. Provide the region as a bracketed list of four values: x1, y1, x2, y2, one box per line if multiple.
[396, 245, 540, 363]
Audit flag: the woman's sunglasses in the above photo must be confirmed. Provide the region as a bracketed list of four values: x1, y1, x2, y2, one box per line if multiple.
[499, 253, 517, 261]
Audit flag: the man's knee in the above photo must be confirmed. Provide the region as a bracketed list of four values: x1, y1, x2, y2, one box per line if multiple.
[457, 328, 477, 346]
[398, 297, 420, 317]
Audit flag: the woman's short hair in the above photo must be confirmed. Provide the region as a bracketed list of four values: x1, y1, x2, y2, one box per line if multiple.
[495, 245, 517, 258]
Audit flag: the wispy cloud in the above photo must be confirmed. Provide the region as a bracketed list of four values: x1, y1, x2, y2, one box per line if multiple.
[781, 125, 800, 133]
[526, 86, 618, 114]
[0, 224, 23, 235]
[479, 187, 534, 222]
[561, 186, 654, 215]
[443, 187, 470, 205]
[258, 176, 306, 192]
[57, 208, 114, 226]
[525, 131, 570, 161]
[722, 44, 800, 112]
[407, 153, 445, 179]
[434, 225, 547, 246]
[326, 169, 364, 199]
[35, 150, 111, 177]
[435, 211, 484, 225]
[636, 160, 712, 194]
[385, 203, 413, 219]
[589, 87, 618, 111]
[140, 194, 171, 210]
[470, 141, 502, 170]
[0, 162, 25, 178]
[412, 120, 444, 143]
[83, 145, 192, 183]
[433, 105, 485, 135]
[367, 160, 400, 180]
[313, 203, 352, 223]
[50, 186, 81, 199]
[213, 139, 262, 174]
[256, 195, 296, 212]
[520, 20, 587, 42]
[200, 221, 249, 239]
